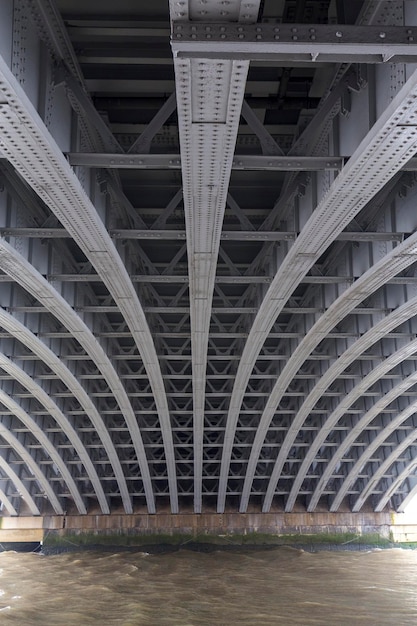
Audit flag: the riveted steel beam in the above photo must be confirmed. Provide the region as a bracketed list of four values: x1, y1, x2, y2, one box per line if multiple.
[170, 0, 260, 514]
[66, 153, 345, 171]
[0, 227, 405, 242]
[172, 23, 417, 64]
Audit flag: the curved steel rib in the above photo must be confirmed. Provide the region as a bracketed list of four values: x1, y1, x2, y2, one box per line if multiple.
[0, 391, 72, 513]
[0, 423, 61, 513]
[0, 54, 177, 511]
[0, 487, 17, 516]
[0, 455, 39, 515]
[0, 240, 151, 513]
[394, 465, 417, 513]
[217, 68, 417, 512]
[260, 235, 417, 512]
[0, 308, 123, 513]
[332, 399, 417, 512]
[0, 352, 106, 513]
[375, 452, 417, 513]
[301, 349, 417, 512]
[252, 292, 417, 513]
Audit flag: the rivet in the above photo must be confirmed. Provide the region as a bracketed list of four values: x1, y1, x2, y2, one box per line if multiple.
[336, 31, 343, 38]
[379, 32, 386, 38]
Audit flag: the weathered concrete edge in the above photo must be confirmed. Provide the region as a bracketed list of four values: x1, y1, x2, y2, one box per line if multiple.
[0, 511, 397, 546]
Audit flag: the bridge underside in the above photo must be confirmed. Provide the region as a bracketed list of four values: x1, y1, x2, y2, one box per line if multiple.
[1, 0, 417, 520]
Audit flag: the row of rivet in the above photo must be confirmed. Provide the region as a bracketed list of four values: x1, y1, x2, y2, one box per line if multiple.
[173, 23, 416, 42]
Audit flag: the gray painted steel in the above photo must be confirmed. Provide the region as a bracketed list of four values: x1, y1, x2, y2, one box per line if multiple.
[0, 0, 416, 518]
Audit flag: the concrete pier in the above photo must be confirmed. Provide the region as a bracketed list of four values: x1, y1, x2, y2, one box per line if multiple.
[0, 511, 398, 546]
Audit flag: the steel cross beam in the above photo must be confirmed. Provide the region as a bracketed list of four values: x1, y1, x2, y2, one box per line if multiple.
[8, 274, 417, 286]
[0, 227, 404, 243]
[171, 23, 417, 64]
[170, 0, 260, 513]
[66, 153, 345, 171]
[217, 66, 417, 513]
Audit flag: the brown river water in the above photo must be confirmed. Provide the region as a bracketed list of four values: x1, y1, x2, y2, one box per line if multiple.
[0, 547, 415, 625]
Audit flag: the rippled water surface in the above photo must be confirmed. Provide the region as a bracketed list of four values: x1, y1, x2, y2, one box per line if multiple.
[0, 547, 416, 625]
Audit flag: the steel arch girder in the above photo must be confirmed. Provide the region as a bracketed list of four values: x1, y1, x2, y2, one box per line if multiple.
[0, 425, 61, 514]
[244, 236, 417, 514]
[218, 66, 417, 513]
[304, 359, 417, 512]
[0, 455, 40, 516]
[354, 433, 417, 513]
[331, 401, 417, 512]
[0, 53, 175, 512]
[0, 352, 106, 514]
